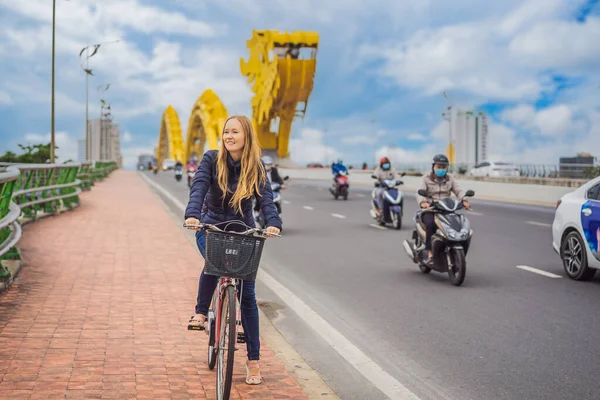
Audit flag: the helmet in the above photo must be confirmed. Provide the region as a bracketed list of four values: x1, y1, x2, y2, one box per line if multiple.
[379, 157, 391, 170]
[262, 156, 274, 171]
[432, 154, 449, 166]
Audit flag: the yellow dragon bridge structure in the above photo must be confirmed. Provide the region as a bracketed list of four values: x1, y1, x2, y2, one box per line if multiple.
[156, 30, 319, 166]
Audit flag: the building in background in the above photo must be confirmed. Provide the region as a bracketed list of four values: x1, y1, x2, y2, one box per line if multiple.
[450, 109, 488, 166]
[83, 118, 122, 166]
[559, 153, 596, 178]
[77, 139, 86, 162]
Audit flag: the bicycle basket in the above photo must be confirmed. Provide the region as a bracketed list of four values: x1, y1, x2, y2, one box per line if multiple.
[204, 230, 266, 281]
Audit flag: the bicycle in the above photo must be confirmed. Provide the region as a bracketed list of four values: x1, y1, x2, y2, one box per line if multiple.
[183, 220, 280, 400]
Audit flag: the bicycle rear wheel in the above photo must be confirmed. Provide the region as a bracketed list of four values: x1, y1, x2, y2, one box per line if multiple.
[216, 285, 236, 400]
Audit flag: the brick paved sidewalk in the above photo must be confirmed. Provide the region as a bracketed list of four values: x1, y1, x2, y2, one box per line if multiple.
[0, 171, 309, 400]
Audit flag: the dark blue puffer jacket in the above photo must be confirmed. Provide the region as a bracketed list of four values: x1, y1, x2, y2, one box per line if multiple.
[184, 150, 282, 232]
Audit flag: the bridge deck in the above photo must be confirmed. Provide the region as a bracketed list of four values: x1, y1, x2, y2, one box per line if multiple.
[0, 171, 308, 399]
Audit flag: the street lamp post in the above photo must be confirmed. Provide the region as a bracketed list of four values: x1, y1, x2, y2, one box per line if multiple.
[442, 92, 455, 165]
[50, 0, 56, 163]
[80, 40, 119, 160]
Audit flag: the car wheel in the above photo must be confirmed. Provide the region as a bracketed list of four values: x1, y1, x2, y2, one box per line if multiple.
[561, 231, 596, 281]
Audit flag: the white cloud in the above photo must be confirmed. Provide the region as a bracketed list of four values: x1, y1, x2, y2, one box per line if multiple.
[375, 144, 437, 165]
[534, 105, 574, 137]
[359, 0, 598, 102]
[502, 104, 536, 125]
[122, 132, 133, 143]
[407, 133, 427, 141]
[0, 90, 12, 105]
[22, 132, 78, 162]
[501, 103, 578, 137]
[341, 135, 377, 145]
[289, 128, 339, 165]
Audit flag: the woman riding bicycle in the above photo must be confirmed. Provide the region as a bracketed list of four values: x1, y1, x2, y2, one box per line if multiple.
[184, 115, 282, 385]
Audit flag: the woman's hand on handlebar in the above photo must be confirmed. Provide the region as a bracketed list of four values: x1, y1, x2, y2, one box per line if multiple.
[264, 226, 281, 238]
[420, 202, 431, 209]
[462, 199, 470, 210]
[184, 217, 201, 230]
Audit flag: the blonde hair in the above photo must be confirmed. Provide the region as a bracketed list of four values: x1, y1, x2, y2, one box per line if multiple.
[216, 115, 266, 214]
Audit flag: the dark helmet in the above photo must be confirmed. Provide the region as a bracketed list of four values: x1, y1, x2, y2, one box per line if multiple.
[432, 154, 449, 166]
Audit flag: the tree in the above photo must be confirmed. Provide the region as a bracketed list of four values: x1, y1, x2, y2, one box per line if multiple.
[0, 142, 58, 163]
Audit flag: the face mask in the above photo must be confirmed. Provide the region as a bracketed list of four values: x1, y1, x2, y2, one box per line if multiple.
[382, 163, 390, 170]
[434, 169, 447, 177]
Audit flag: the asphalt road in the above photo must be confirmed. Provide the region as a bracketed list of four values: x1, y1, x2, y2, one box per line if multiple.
[144, 171, 600, 400]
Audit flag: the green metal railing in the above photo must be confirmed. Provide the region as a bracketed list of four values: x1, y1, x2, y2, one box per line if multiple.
[0, 167, 22, 279]
[0, 161, 119, 276]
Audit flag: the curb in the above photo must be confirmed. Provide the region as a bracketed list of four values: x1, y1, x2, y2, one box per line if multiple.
[291, 177, 558, 208]
[138, 172, 340, 400]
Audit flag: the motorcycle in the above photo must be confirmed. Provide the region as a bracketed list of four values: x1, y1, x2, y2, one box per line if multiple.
[369, 172, 406, 230]
[152, 164, 158, 175]
[187, 167, 197, 188]
[402, 189, 475, 286]
[330, 170, 349, 200]
[174, 166, 183, 182]
[254, 176, 289, 229]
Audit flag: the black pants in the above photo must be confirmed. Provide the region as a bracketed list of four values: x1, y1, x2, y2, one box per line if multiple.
[421, 212, 436, 250]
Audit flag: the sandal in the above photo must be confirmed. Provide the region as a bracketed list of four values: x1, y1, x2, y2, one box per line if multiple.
[245, 360, 262, 385]
[187, 314, 206, 331]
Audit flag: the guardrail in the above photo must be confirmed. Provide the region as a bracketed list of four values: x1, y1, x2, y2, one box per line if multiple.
[372, 162, 599, 180]
[0, 161, 118, 283]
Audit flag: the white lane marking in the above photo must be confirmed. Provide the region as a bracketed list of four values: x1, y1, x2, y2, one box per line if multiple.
[331, 213, 347, 219]
[526, 221, 552, 228]
[357, 193, 366, 198]
[467, 211, 484, 216]
[141, 172, 423, 399]
[139, 173, 188, 210]
[516, 265, 562, 278]
[283, 200, 291, 205]
[303, 206, 314, 211]
[369, 224, 387, 230]
[259, 270, 422, 400]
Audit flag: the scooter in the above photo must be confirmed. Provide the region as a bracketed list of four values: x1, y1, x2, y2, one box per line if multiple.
[152, 164, 158, 175]
[369, 172, 406, 230]
[254, 176, 289, 229]
[402, 189, 475, 286]
[187, 167, 196, 188]
[174, 166, 183, 182]
[330, 170, 349, 200]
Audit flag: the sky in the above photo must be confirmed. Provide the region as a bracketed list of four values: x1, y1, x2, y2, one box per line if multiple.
[0, 0, 599, 169]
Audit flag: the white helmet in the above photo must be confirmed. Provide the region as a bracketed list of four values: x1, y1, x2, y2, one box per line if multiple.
[262, 156, 274, 166]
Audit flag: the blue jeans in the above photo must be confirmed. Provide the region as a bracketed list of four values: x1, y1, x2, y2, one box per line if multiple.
[195, 230, 260, 360]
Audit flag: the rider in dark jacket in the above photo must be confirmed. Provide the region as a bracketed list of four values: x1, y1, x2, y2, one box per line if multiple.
[184, 150, 282, 232]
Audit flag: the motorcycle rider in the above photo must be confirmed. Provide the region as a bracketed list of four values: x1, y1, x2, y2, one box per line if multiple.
[331, 159, 348, 187]
[175, 159, 183, 169]
[417, 154, 470, 265]
[373, 157, 398, 214]
[254, 156, 285, 215]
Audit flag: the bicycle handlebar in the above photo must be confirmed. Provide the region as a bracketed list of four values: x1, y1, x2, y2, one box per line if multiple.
[182, 220, 281, 237]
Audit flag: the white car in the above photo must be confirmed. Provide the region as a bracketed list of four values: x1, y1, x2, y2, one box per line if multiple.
[552, 176, 600, 280]
[469, 161, 520, 177]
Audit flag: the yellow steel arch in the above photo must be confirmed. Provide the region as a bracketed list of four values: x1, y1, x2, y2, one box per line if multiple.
[157, 29, 319, 161]
[157, 105, 185, 166]
[240, 30, 319, 159]
[185, 89, 229, 162]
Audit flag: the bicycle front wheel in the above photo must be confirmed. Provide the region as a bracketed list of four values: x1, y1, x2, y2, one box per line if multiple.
[216, 285, 236, 400]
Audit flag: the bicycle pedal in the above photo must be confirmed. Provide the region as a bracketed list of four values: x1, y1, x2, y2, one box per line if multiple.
[237, 332, 246, 343]
[187, 324, 205, 331]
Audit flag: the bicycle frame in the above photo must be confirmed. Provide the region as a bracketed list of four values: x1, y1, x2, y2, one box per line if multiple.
[212, 276, 242, 355]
